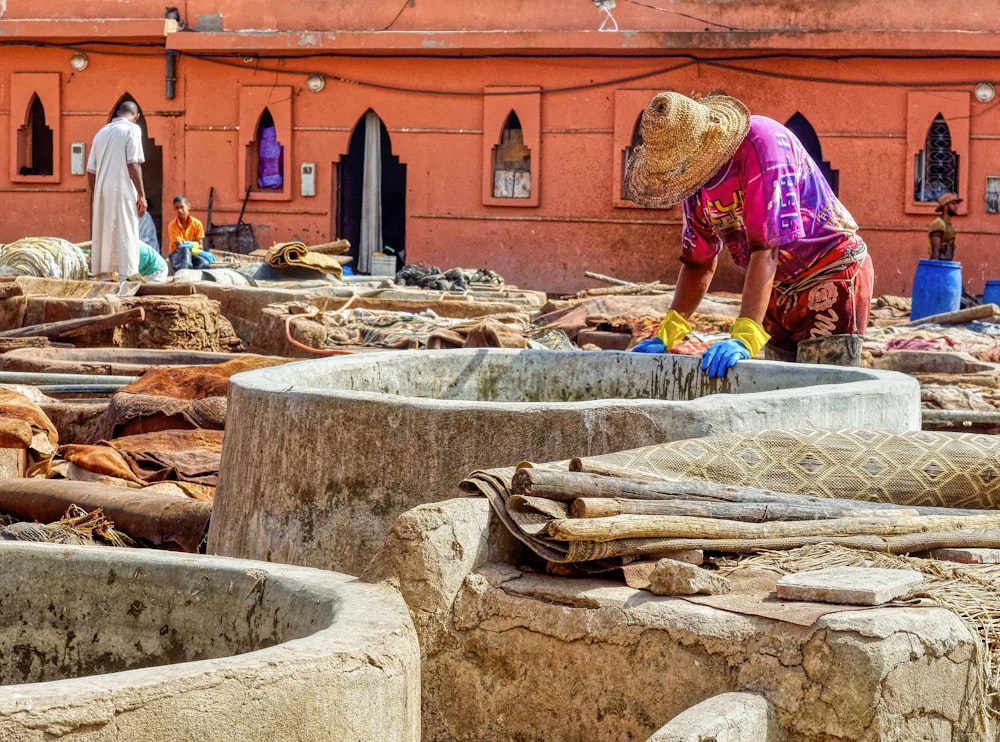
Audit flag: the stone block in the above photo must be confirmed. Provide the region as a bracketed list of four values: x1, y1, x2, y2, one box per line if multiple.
[776, 566, 922, 605]
[927, 547, 1000, 564]
[648, 558, 731, 596]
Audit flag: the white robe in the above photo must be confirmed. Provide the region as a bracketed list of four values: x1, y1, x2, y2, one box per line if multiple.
[87, 117, 145, 278]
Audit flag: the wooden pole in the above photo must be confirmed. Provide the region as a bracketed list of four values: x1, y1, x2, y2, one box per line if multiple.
[513, 468, 983, 516]
[568, 497, 920, 521]
[545, 512, 1000, 543]
[561, 529, 1000, 560]
[0, 307, 144, 339]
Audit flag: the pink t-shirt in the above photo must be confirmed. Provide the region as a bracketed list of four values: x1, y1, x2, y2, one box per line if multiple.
[680, 116, 860, 283]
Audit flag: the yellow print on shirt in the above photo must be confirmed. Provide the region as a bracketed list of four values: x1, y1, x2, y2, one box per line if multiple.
[704, 190, 745, 232]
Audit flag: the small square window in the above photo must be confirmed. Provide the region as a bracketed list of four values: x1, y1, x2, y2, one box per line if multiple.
[987, 177, 1000, 214]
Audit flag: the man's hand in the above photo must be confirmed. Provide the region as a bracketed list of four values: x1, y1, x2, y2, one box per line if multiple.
[699, 317, 770, 378]
[631, 337, 666, 354]
[137, 196, 148, 217]
[700, 338, 750, 377]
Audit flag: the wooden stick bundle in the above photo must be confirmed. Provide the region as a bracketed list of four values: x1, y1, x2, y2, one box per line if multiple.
[561, 529, 1000, 561]
[545, 512, 1000, 543]
[514, 468, 982, 516]
[568, 497, 919, 522]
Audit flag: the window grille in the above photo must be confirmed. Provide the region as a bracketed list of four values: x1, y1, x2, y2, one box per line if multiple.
[914, 114, 958, 202]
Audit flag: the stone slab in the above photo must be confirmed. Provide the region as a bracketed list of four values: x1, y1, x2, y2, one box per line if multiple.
[927, 547, 1000, 564]
[775, 567, 923, 606]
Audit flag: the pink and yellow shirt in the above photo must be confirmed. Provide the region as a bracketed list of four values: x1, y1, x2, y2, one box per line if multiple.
[680, 116, 861, 284]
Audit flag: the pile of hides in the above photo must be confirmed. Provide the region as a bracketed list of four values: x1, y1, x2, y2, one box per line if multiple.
[0, 387, 59, 458]
[91, 355, 288, 441]
[462, 428, 1000, 571]
[0, 237, 89, 280]
[532, 292, 738, 346]
[31, 428, 223, 501]
[281, 304, 545, 351]
[263, 239, 349, 279]
[395, 264, 504, 291]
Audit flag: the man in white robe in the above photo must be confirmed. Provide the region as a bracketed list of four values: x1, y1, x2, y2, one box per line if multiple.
[87, 101, 147, 280]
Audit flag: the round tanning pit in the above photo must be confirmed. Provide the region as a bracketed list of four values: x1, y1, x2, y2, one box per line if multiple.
[0, 543, 419, 741]
[209, 348, 920, 574]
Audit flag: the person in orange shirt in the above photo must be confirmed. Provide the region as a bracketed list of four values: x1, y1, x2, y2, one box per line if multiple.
[166, 194, 205, 256]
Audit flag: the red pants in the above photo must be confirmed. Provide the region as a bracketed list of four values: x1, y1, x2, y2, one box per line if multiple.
[764, 242, 874, 355]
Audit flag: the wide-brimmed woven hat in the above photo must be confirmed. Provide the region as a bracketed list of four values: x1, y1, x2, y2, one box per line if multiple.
[935, 192, 962, 213]
[624, 91, 751, 207]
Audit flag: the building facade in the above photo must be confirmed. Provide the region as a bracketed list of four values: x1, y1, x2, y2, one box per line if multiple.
[1, 0, 999, 295]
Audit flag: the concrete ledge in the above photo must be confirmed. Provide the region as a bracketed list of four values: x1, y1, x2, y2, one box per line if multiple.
[366, 497, 980, 741]
[210, 349, 920, 574]
[0, 543, 420, 741]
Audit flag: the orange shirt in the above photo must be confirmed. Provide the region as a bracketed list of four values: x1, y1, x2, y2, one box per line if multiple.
[167, 215, 206, 254]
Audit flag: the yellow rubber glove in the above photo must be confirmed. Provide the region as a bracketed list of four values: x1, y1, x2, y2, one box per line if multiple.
[730, 317, 771, 358]
[655, 309, 693, 351]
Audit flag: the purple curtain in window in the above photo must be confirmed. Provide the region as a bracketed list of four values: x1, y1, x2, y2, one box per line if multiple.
[258, 125, 283, 188]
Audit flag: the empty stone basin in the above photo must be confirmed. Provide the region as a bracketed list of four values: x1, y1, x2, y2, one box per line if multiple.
[0, 543, 419, 741]
[209, 349, 920, 574]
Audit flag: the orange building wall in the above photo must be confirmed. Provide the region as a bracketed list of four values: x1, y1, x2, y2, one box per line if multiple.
[2, 2, 1000, 297]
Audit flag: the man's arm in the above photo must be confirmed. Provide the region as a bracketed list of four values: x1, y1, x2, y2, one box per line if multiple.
[929, 232, 943, 261]
[127, 163, 147, 217]
[87, 171, 95, 193]
[739, 247, 779, 323]
[670, 257, 718, 317]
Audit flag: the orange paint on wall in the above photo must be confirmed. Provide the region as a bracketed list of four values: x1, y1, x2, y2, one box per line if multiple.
[1, 3, 999, 296]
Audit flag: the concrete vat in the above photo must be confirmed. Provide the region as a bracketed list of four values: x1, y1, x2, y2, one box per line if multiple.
[0, 543, 420, 741]
[209, 349, 920, 574]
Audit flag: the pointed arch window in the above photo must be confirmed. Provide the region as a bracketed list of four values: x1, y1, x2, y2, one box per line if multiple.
[492, 111, 531, 198]
[784, 112, 839, 196]
[10, 73, 61, 184]
[482, 87, 540, 206]
[18, 94, 53, 176]
[239, 87, 292, 201]
[251, 108, 284, 190]
[914, 114, 958, 203]
[905, 92, 968, 214]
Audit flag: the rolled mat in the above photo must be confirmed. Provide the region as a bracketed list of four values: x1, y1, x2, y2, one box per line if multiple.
[0, 478, 210, 552]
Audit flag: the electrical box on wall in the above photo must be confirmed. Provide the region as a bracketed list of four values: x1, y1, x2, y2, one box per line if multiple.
[301, 162, 316, 197]
[70, 142, 86, 175]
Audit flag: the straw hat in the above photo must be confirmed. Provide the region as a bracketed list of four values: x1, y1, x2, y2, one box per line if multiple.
[624, 91, 751, 208]
[935, 192, 962, 213]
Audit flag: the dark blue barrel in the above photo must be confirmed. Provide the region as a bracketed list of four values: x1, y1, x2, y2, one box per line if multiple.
[983, 280, 1000, 307]
[910, 259, 962, 321]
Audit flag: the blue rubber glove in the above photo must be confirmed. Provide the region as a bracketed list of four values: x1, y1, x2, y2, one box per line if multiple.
[630, 337, 666, 354]
[700, 338, 750, 378]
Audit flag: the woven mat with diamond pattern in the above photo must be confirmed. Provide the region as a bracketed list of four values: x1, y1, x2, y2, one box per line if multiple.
[460, 428, 1000, 566]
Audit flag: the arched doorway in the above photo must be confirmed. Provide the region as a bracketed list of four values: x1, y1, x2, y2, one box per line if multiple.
[108, 94, 163, 248]
[785, 112, 839, 196]
[336, 110, 406, 275]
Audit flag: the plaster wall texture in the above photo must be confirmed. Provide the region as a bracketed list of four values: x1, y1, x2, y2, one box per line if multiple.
[209, 348, 920, 575]
[363, 497, 981, 742]
[0, 543, 420, 742]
